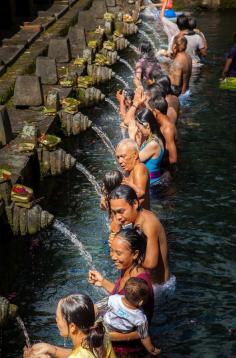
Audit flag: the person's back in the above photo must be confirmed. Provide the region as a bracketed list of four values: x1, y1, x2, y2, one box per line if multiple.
[184, 31, 205, 64]
[169, 35, 192, 94]
[136, 208, 170, 284]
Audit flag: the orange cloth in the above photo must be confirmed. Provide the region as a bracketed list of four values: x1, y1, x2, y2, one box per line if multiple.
[166, 0, 173, 9]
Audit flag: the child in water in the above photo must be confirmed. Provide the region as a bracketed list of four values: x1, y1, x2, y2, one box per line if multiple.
[96, 277, 161, 355]
[100, 170, 123, 214]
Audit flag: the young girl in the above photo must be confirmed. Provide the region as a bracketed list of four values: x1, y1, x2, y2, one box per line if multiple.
[100, 170, 123, 215]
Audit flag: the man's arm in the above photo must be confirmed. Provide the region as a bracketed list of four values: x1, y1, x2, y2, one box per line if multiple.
[141, 216, 160, 269]
[126, 164, 149, 203]
[222, 58, 233, 78]
[163, 126, 177, 165]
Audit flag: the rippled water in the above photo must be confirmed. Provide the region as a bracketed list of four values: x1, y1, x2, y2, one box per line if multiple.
[1, 9, 236, 358]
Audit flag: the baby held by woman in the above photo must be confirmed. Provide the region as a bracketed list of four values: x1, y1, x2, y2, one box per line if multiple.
[96, 277, 161, 355]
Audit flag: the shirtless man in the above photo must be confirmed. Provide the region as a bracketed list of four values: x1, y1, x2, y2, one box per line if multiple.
[109, 184, 170, 284]
[116, 139, 150, 210]
[147, 96, 177, 167]
[169, 35, 192, 95]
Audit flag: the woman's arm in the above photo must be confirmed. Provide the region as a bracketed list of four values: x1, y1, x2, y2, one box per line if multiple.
[23, 343, 71, 358]
[109, 331, 139, 341]
[139, 141, 160, 162]
[88, 270, 115, 293]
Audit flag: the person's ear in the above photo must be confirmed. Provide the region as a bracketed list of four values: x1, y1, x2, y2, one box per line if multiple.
[69, 323, 77, 336]
[133, 249, 139, 261]
[133, 199, 139, 211]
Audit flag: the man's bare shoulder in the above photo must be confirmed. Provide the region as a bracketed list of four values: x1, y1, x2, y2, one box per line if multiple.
[141, 209, 162, 226]
[134, 162, 149, 174]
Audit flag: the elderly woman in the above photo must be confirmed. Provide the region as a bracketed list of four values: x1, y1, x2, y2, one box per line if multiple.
[23, 294, 115, 358]
[128, 108, 165, 187]
[89, 228, 154, 355]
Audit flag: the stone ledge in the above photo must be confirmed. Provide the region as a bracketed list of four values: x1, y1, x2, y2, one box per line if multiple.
[0, 0, 92, 105]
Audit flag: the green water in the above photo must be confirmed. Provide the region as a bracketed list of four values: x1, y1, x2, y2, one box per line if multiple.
[0, 9, 236, 358]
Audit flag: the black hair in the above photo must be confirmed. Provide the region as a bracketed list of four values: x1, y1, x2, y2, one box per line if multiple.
[176, 14, 189, 30]
[115, 228, 147, 266]
[188, 16, 197, 31]
[124, 277, 150, 306]
[158, 75, 172, 96]
[101, 170, 123, 195]
[139, 41, 153, 57]
[101, 170, 123, 217]
[123, 88, 135, 101]
[146, 84, 163, 99]
[148, 96, 168, 115]
[149, 68, 163, 82]
[60, 294, 105, 351]
[136, 107, 158, 134]
[109, 184, 139, 207]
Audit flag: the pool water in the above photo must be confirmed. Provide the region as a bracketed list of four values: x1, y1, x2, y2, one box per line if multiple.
[0, 8, 236, 358]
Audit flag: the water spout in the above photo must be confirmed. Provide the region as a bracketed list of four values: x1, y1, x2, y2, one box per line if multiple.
[138, 29, 158, 57]
[16, 316, 31, 348]
[105, 97, 119, 114]
[118, 58, 135, 75]
[129, 44, 140, 55]
[75, 163, 101, 196]
[91, 125, 115, 158]
[142, 21, 160, 42]
[114, 74, 129, 88]
[53, 219, 95, 269]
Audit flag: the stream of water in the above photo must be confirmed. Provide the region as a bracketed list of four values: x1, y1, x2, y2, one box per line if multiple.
[16, 316, 31, 348]
[91, 125, 116, 157]
[1, 9, 236, 358]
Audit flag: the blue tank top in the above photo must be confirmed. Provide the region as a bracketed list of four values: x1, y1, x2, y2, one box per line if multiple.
[140, 136, 164, 186]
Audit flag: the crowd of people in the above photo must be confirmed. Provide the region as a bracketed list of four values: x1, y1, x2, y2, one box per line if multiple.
[24, 1, 209, 357]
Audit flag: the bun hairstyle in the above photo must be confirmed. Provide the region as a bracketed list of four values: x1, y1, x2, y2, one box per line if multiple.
[136, 108, 158, 134]
[60, 294, 105, 351]
[115, 227, 147, 267]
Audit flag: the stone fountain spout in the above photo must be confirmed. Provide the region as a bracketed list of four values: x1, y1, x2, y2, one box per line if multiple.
[0, 296, 18, 327]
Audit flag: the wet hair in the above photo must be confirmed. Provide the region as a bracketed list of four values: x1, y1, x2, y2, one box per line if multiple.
[139, 41, 153, 56]
[173, 35, 187, 52]
[101, 170, 123, 216]
[188, 16, 197, 31]
[149, 68, 163, 82]
[109, 184, 139, 207]
[115, 228, 147, 266]
[148, 96, 168, 115]
[124, 88, 135, 102]
[60, 294, 105, 351]
[136, 108, 158, 134]
[145, 83, 163, 99]
[176, 14, 189, 30]
[158, 75, 172, 96]
[124, 277, 150, 306]
[101, 170, 123, 195]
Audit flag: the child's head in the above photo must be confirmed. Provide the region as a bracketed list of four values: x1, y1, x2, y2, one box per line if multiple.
[124, 277, 150, 307]
[101, 170, 123, 195]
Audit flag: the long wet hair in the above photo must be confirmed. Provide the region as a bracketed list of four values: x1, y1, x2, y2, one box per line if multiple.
[139, 41, 154, 60]
[115, 228, 147, 269]
[136, 107, 158, 134]
[101, 170, 123, 216]
[148, 95, 168, 115]
[60, 294, 105, 353]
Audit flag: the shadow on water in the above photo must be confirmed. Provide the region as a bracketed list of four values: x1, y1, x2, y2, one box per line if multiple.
[1, 9, 236, 358]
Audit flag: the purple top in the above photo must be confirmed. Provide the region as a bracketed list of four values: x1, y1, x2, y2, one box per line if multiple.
[227, 44, 236, 77]
[135, 56, 162, 81]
